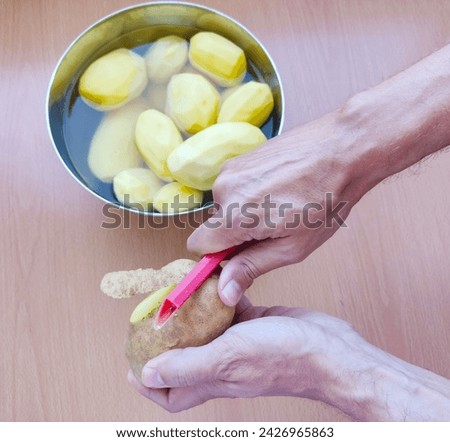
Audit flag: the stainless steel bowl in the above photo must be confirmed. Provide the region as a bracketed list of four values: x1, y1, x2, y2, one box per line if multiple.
[47, 1, 285, 216]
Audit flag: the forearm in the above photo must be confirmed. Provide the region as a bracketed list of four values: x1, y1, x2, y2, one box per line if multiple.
[335, 43, 450, 196]
[321, 338, 450, 421]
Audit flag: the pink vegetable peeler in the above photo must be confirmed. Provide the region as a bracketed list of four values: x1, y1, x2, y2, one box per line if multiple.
[155, 245, 238, 328]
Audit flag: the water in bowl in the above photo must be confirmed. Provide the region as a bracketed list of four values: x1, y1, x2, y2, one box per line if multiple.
[62, 39, 277, 212]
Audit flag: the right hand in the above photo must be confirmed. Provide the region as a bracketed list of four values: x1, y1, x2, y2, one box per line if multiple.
[188, 112, 368, 306]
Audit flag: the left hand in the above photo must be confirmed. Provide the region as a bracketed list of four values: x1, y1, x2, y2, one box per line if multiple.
[127, 296, 364, 413]
[128, 297, 450, 421]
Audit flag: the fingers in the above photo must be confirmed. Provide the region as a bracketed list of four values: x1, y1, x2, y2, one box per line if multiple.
[233, 295, 272, 323]
[234, 295, 253, 316]
[129, 340, 231, 413]
[217, 237, 300, 306]
[187, 214, 250, 256]
[140, 342, 224, 389]
[128, 370, 216, 413]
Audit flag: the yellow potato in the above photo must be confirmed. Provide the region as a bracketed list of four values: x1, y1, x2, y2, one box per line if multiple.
[50, 20, 124, 105]
[189, 32, 246, 87]
[145, 36, 188, 84]
[129, 285, 176, 324]
[153, 182, 203, 213]
[113, 167, 163, 210]
[135, 109, 182, 181]
[79, 48, 147, 111]
[87, 101, 147, 182]
[165, 73, 220, 134]
[218, 81, 274, 127]
[126, 274, 235, 380]
[167, 122, 267, 190]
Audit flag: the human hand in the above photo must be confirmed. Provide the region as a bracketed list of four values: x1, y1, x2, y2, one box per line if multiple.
[187, 112, 367, 306]
[128, 295, 375, 417]
[128, 296, 355, 412]
[188, 43, 450, 307]
[128, 297, 450, 420]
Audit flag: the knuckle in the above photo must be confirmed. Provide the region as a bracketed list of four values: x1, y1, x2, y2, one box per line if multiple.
[157, 350, 194, 387]
[306, 312, 358, 336]
[212, 174, 229, 197]
[171, 370, 193, 387]
[219, 157, 236, 174]
[229, 210, 243, 227]
[239, 256, 261, 282]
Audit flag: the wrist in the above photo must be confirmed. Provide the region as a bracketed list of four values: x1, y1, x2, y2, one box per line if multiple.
[315, 335, 450, 421]
[334, 44, 450, 195]
[272, 314, 450, 420]
[321, 348, 409, 421]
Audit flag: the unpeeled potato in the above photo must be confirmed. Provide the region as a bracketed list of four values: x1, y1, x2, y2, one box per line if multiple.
[126, 275, 234, 380]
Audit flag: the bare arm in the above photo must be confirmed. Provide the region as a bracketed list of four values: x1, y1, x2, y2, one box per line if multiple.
[188, 43, 450, 306]
[338, 42, 450, 192]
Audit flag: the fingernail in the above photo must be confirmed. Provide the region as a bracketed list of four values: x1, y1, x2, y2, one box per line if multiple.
[142, 367, 166, 388]
[222, 279, 241, 305]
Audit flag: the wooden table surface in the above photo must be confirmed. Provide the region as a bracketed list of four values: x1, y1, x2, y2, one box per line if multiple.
[2, 0, 450, 422]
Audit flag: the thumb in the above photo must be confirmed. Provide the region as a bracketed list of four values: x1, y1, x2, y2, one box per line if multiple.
[187, 208, 253, 256]
[141, 341, 223, 389]
[218, 237, 297, 306]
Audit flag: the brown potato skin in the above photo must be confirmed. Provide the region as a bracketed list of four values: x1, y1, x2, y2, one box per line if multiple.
[126, 275, 235, 380]
[101, 259, 198, 299]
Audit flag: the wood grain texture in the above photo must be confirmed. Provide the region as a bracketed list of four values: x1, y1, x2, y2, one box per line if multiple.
[1, 0, 450, 421]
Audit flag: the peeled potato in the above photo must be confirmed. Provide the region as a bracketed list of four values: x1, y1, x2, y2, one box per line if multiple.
[165, 73, 220, 134]
[50, 20, 124, 105]
[167, 122, 267, 190]
[87, 101, 147, 182]
[126, 273, 235, 380]
[145, 36, 188, 84]
[113, 168, 163, 210]
[129, 285, 176, 324]
[189, 32, 246, 87]
[135, 109, 182, 181]
[79, 48, 147, 111]
[153, 182, 203, 213]
[218, 81, 274, 127]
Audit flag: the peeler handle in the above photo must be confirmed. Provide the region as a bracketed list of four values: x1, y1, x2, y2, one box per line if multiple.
[155, 245, 238, 327]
